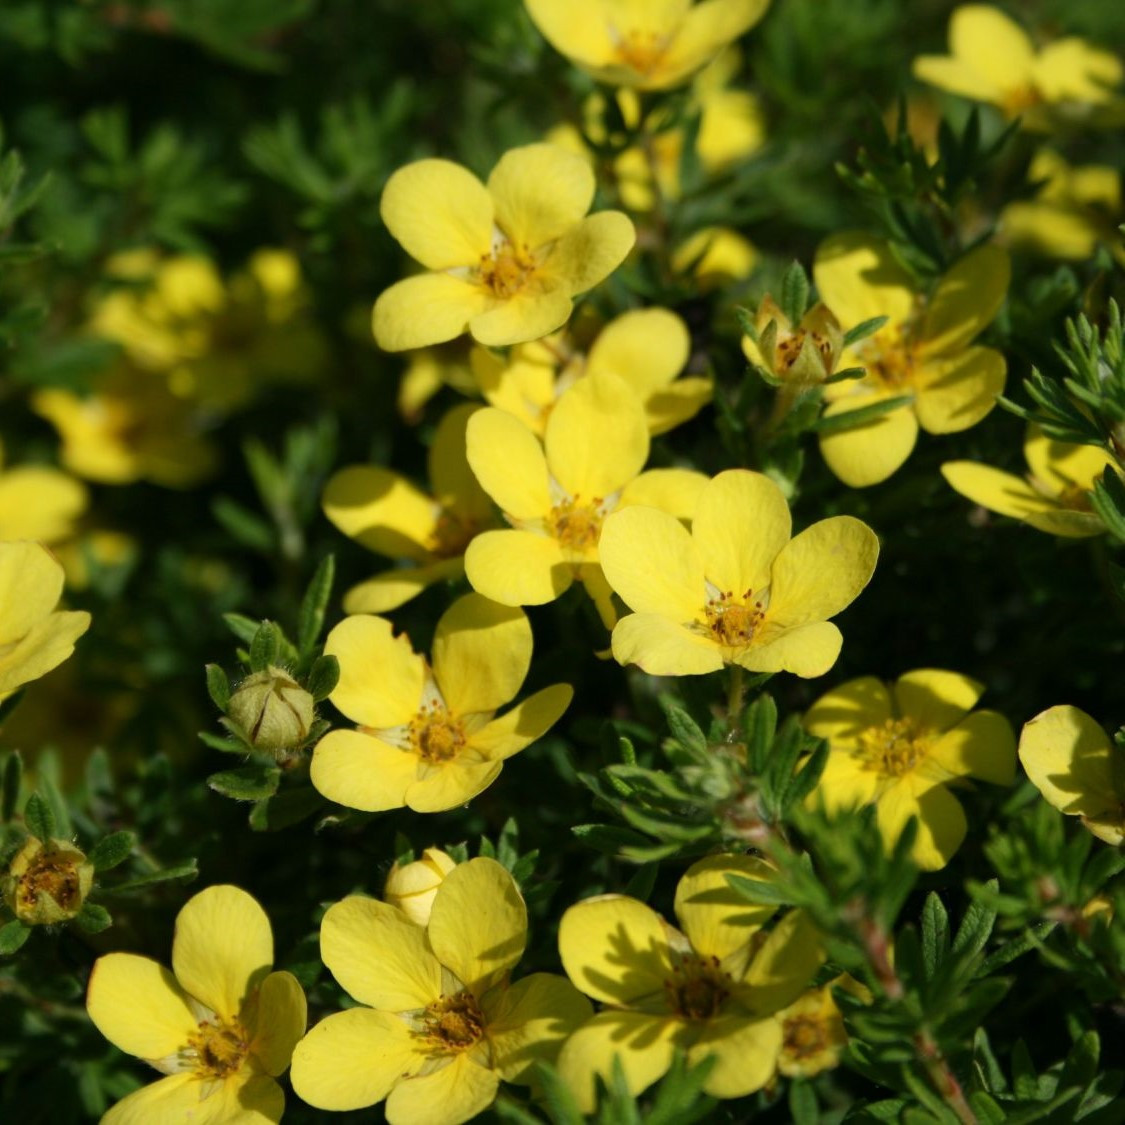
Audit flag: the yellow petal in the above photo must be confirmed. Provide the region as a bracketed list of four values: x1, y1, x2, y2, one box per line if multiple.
[913, 348, 1005, 435]
[488, 144, 595, 248]
[324, 615, 424, 728]
[1018, 705, 1119, 819]
[687, 1012, 782, 1098]
[804, 677, 892, 741]
[694, 470, 791, 599]
[920, 245, 1010, 357]
[586, 308, 690, 399]
[469, 282, 575, 348]
[102, 1072, 284, 1125]
[674, 226, 758, 285]
[1022, 508, 1107, 538]
[545, 372, 649, 500]
[767, 516, 879, 629]
[542, 211, 636, 294]
[1032, 38, 1124, 105]
[912, 54, 1005, 104]
[464, 530, 571, 606]
[484, 972, 594, 1083]
[469, 684, 574, 760]
[428, 857, 527, 995]
[290, 1007, 423, 1111]
[948, 4, 1035, 93]
[380, 159, 493, 270]
[739, 621, 844, 678]
[673, 854, 777, 961]
[429, 403, 493, 522]
[599, 505, 703, 619]
[373, 274, 491, 352]
[0, 467, 86, 543]
[557, 1011, 685, 1115]
[644, 377, 715, 435]
[618, 468, 709, 519]
[808, 747, 881, 813]
[248, 971, 306, 1077]
[0, 607, 91, 696]
[612, 612, 724, 675]
[310, 730, 418, 812]
[342, 559, 465, 614]
[321, 466, 437, 561]
[1001, 200, 1102, 260]
[813, 232, 915, 330]
[0, 541, 64, 645]
[172, 885, 273, 1022]
[742, 909, 823, 1014]
[404, 759, 503, 812]
[878, 778, 967, 871]
[432, 594, 531, 714]
[86, 953, 196, 1059]
[470, 349, 555, 434]
[466, 407, 551, 519]
[658, 0, 772, 90]
[928, 711, 1016, 786]
[385, 1054, 498, 1125]
[1025, 427, 1114, 495]
[941, 461, 1060, 523]
[818, 397, 919, 487]
[523, 0, 615, 70]
[321, 894, 442, 1009]
[893, 669, 984, 733]
[558, 894, 673, 1006]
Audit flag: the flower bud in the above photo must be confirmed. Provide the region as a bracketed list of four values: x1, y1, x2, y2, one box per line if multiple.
[744, 297, 843, 386]
[3, 837, 94, 926]
[383, 848, 457, 926]
[227, 666, 315, 755]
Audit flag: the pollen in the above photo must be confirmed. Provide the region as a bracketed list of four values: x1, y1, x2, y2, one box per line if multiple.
[856, 717, 932, 777]
[857, 325, 915, 389]
[187, 1018, 249, 1080]
[478, 242, 537, 299]
[12, 849, 85, 916]
[705, 591, 764, 647]
[663, 953, 730, 1021]
[409, 702, 467, 763]
[547, 496, 603, 553]
[428, 510, 477, 558]
[417, 990, 485, 1053]
[612, 28, 671, 76]
[776, 329, 834, 373]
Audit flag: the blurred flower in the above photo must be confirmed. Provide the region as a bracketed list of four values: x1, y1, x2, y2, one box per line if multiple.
[397, 344, 478, 422]
[311, 594, 572, 813]
[323, 404, 497, 613]
[774, 979, 859, 1078]
[227, 666, 316, 757]
[0, 439, 87, 545]
[599, 469, 878, 678]
[470, 307, 711, 436]
[671, 225, 758, 286]
[525, 0, 771, 90]
[1000, 149, 1122, 261]
[742, 297, 843, 387]
[86, 884, 307, 1125]
[3, 837, 93, 926]
[813, 233, 1010, 487]
[291, 857, 591, 1124]
[384, 847, 458, 926]
[557, 854, 822, 1110]
[913, 5, 1124, 129]
[0, 541, 91, 700]
[1019, 705, 1125, 845]
[805, 669, 1016, 870]
[373, 144, 634, 351]
[942, 424, 1113, 537]
[464, 373, 707, 624]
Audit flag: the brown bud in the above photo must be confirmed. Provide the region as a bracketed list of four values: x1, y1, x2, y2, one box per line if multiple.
[3, 837, 94, 925]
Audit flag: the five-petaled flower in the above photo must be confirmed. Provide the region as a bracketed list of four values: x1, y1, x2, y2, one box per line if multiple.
[804, 669, 1016, 870]
[290, 857, 591, 1125]
[373, 144, 634, 351]
[598, 469, 879, 678]
[311, 593, 572, 813]
[85, 884, 306, 1124]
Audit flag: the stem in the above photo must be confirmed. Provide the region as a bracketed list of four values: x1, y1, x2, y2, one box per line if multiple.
[916, 1030, 979, 1125]
[727, 664, 745, 730]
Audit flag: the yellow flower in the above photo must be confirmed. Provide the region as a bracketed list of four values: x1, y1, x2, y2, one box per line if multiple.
[913, 5, 1124, 129]
[397, 344, 478, 422]
[3, 837, 94, 926]
[1018, 705, 1125, 845]
[311, 594, 572, 813]
[942, 425, 1113, 538]
[0, 541, 91, 699]
[524, 0, 771, 91]
[804, 669, 1017, 870]
[373, 144, 635, 352]
[671, 226, 758, 286]
[464, 373, 708, 623]
[323, 404, 497, 613]
[774, 980, 853, 1079]
[598, 469, 879, 678]
[86, 884, 307, 1124]
[470, 307, 711, 437]
[0, 439, 87, 545]
[384, 848, 458, 927]
[742, 297, 844, 386]
[1000, 149, 1122, 262]
[812, 233, 1010, 487]
[291, 857, 592, 1125]
[557, 854, 822, 1110]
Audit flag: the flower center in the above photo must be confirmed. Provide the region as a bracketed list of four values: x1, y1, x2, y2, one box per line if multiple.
[855, 717, 931, 778]
[612, 28, 671, 76]
[479, 242, 537, 299]
[428, 509, 478, 558]
[547, 496, 603, 553]
[187, 1019, 249, 1080]
[776, 328, 835, 374]
[857, 326, 914, 389]
[783, 1014, 831, 1060]
[417, 990, 485, 1054]
[705, 590, 764, 647]
[665, 954, 730, 1021]
[15, 851, 85, 915]
[1001, 83, 1043, 118]
[409, 703, 467, 763]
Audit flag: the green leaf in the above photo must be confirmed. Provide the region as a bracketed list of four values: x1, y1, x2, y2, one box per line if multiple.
[249, 786, 324, 832]
[1058, 1031, 1099, 1093]
[24, 792, 54, 841]
[528, 1061, 584, 1125]
[104, 860, 198, 894]
[813, 395, 914, 435]
[966, 1093, 1006, 1125]
[206, 664, 231, 711]
[211, 496, 275, 552]
[223, 613, 261, 646]
[298, 554, 336, 655]
[306, 654, 339, 702]
[208, 764, 282, 801]
[661, 699, 707, 755]
[726, 871, 795, 906]
[1, 750, 21, 823]
[921, 892, 950, 979]
[249, 621, 281, 672]
[88, 831, 135, 872]
[951, 888, 997, 962]
[74, 902, 112, 934]
[781, 260, 810, 325]
[789, 1080, 819, 1125]
[842, 315, 889, 349]
[0, 919, 31, 955]
[1090, 466, 1125, 544]
[199, 730, 251, 754]
[744, 693, 778, 772]
[571, 824, 654, 855]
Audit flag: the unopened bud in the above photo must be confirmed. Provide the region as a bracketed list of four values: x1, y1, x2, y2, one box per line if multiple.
[228, 666, 315, 754]
[744, 297, 843, 386]
[3, 837, 94, 925]
[384, 848, 457, 926]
